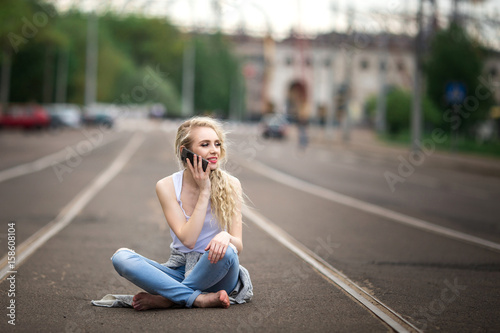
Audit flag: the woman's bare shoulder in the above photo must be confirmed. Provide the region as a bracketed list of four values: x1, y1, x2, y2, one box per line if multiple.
[228, 174, 242, 190]
[156, 175, 175, 196]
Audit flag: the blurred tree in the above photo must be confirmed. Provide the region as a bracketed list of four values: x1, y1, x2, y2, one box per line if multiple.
[59, 11, 88, 105]
[384, 88, 441, 136]
[51, 10, 86, 104]
[364, 94, 377, 126]
[2, 6, 241, 115]
[425, 22, 493, 136]
[0, 0, 33, 109]
[7, 1, 65, 103]
[35, 2, 67, 103]
[193, 33, 242, 117]
[102, 13, 184, 94]
[96, 14, 183, 110]
[112, 64, 181, 116]
[9, 3, 72, 104]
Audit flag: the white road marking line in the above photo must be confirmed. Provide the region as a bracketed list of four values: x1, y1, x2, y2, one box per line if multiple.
[240, 158, 500, 253]
[0, 133, 145, 281]
[0, 135, 120, 183]
[243, 207, 420, 333]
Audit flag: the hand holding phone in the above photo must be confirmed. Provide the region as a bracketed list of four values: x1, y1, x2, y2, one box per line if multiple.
[181, 148, 209, 172]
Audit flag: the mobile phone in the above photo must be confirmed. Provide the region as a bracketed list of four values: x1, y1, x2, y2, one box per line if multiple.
[181, 148, 209, 172]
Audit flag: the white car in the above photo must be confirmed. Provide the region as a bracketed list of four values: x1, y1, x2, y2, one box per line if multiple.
[46, 104, 82, 128]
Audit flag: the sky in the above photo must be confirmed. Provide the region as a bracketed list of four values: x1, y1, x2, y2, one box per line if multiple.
[54, 0, 500, 40]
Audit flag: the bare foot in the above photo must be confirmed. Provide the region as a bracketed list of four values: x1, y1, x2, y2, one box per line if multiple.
[132, 292, 174, 311]
[193, 290, 230, 309]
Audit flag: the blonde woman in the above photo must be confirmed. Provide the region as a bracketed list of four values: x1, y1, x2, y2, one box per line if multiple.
[111, 117, 252, 310]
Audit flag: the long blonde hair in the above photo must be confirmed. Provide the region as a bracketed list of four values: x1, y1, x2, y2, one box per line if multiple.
[174, 116, 242, 232]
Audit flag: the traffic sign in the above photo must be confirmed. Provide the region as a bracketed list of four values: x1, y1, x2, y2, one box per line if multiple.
[445, 81, 466, 105]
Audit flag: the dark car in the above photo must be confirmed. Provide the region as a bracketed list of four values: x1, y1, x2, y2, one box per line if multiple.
[0, 104, 51, 130]
[261, 113, 289, 139]
[82, 112, 114, 128]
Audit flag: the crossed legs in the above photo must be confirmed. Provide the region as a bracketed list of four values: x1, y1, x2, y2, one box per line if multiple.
[111, 247, 239, 310]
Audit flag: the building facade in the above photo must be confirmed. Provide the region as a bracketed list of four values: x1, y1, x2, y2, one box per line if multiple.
[231, 31, 500, 125]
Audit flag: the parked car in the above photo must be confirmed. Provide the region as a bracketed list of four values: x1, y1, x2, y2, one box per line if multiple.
[82, 111, 114, 128]
[148, 103, 166, 119]
[261, 113, 289, 139]
[45, 104, 82, 128]
[0, 104, 51, 130]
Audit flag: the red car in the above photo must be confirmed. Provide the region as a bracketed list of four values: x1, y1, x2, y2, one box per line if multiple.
[0, 104, 51, 129]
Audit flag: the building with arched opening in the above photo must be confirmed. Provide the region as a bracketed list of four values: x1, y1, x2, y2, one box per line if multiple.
[231, 30, 500, 127]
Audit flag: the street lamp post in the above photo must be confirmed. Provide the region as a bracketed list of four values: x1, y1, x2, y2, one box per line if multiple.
[376, 34, 388, 134]
[181, 0, 196, 117]
[411, 0, 424, 152]
[84, 11, 98, 108]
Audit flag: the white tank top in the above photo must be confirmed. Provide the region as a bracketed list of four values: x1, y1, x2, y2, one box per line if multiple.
[170, 170, 222, 253]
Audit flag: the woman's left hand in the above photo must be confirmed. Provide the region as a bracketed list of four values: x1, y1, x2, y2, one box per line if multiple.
[205, 231, 231, 264]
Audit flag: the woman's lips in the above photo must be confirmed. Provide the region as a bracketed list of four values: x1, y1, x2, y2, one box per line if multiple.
[207, 157, 218, 164]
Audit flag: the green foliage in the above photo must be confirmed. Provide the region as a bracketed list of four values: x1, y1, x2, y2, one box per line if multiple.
[114, 65, 181, 116]
[96, 42, 132, 103]
[101, 13, 185, 93]
[147, 68, 182, 116]
[193, 33, 242, 117]
[0, 0, 33, 52]
[60, 11, 93, 105]
[364, 94, 377, 120]
[10, 39, 45, 102]
[1, 2, 242, 115]
[384, 88, 441, 135]
[425, 23, 493, 135]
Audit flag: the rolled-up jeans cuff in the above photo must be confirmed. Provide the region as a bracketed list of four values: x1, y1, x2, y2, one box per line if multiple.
[186, 290, 202, 308]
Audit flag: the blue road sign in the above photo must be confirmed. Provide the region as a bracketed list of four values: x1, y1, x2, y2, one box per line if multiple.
[445, 82, 466, 105]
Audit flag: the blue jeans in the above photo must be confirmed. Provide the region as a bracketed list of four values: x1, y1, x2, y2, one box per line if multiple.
[111, 247, 239, 308]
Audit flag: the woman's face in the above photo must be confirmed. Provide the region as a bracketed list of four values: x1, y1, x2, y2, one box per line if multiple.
[186, 126, 221, 171]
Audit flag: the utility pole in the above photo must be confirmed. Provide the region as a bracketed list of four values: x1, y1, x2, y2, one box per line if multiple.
[452, 0, 459, 23]
[55, 49, 69, 104]
[213, 0, 222, 31]
[376, 33, 388, 134]
[181, 0, 195, 117]
[342, 7, 355, 142]
[181, 42, 195, 117]
[84, 11, 98, 108]
[411, 0, 424, 152]
[325, 1, 337, 139]
[325, 56, 336, 139]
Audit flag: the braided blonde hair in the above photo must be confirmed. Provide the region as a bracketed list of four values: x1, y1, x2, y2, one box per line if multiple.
[174, 116, 242, 232]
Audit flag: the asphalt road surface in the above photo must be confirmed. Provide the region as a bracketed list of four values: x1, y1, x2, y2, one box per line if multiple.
[0, 118, 499, 332]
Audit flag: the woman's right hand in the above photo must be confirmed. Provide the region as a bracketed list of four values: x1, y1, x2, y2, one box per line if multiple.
[186, 154, 211, 193]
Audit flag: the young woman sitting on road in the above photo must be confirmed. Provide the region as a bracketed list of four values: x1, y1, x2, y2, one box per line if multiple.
[111, 116, 252, 310]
